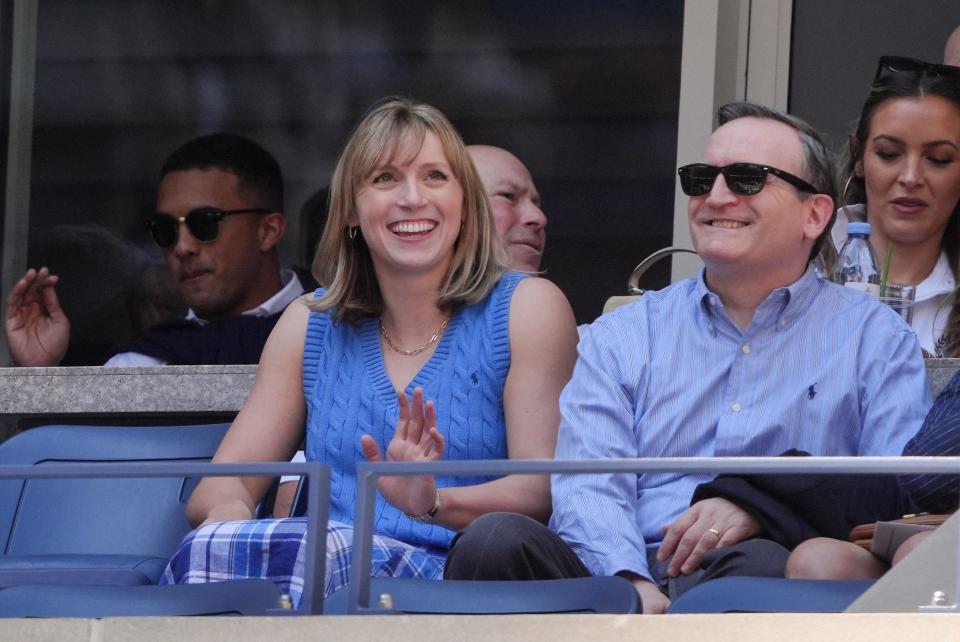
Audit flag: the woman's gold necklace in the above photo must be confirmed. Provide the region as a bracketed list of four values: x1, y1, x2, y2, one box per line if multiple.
[379, 315, 451, 357]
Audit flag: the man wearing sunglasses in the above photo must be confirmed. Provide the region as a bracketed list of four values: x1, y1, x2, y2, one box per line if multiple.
[445, 102, 930, 613]
[5, 133, 304, 367]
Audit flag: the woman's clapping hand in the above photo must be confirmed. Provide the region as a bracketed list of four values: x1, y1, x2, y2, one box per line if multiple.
[360, 387, 446, 518]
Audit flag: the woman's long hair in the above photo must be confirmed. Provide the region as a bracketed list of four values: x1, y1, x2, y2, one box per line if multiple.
[309, 97, 507, 323]
[839, 66, 960, 355]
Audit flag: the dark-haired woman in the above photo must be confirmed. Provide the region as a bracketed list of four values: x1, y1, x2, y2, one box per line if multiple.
[830, 56, 960, 356]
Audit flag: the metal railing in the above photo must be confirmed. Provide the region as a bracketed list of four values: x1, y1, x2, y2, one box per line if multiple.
[349, 456, 960, 615]
[2, 451, 958, 615]
[0, 460, 330, 615]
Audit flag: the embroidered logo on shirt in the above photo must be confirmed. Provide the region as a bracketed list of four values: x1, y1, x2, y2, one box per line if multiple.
[807, 384, 817, 400]
[934, 334, 948, 358]
[471, 372, 479, 385]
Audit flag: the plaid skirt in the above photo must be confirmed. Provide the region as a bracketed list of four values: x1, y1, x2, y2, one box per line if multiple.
[160, 517, 446, 606]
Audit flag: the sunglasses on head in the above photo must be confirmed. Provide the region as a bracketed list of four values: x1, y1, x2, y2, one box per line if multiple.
[677, 163, 818, 197]
[874, 55, 960, 83]
[145, 207, 270, 248]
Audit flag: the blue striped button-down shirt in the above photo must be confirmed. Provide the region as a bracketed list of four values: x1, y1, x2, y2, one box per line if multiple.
[550, 267, 931, 581]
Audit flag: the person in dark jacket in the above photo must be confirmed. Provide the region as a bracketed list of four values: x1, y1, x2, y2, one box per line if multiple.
[690, 368, 960, 579]
[5, 133, 303, 366]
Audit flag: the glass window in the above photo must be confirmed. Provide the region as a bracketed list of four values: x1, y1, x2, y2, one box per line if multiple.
[790, 0, 960, 148]
[13, 1, 683, 363]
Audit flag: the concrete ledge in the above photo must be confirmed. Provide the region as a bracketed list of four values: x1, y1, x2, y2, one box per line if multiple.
[0, 618, 91, 641]
[1, 358, 957, 420]
[2, 613, 959, 642]
[0, 365, 256, 418]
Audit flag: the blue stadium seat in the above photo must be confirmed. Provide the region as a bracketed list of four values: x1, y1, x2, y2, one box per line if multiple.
[667, 577, 875, 613]
[0, 423, 229, 587]
[0, 580, 284, 617]
[325, 576, 641, 615]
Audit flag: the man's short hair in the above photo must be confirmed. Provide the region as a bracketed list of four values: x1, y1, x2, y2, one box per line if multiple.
[160, 133, 284, 213]
[717, 102, 837, 261]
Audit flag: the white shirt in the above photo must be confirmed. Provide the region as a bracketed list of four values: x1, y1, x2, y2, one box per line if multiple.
[832, 206, 955, 356]
[104, 269, 305, 366]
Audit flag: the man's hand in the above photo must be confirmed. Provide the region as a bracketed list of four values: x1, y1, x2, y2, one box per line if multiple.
[617, 572, 671, 614]
[657, 497, 761, 577]
[4, 267, 70, 367]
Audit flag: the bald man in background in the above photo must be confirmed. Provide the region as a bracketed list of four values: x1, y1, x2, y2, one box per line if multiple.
[468, 145, 547, 272]
[945, 25, 960, 66]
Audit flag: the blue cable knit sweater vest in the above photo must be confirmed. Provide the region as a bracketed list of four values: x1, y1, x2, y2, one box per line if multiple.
[302, 272, 524, 549]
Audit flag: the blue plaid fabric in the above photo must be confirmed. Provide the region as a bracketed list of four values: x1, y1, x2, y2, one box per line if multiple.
[160, 517, 446, 605]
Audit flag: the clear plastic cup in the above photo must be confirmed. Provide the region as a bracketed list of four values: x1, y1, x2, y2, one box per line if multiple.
[879, 283, 916, 326]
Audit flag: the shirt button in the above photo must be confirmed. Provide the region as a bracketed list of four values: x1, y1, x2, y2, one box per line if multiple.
[731, 403, 742, 412]
[709, 297, 717, 306]
[708, 324, 716, 332]
[779, 318, 788, 328]
[741, 345, 751, 354]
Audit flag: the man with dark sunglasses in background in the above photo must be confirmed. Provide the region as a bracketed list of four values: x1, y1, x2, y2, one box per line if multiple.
[4, 133, 304, 366]
[444, 102, 931, 613]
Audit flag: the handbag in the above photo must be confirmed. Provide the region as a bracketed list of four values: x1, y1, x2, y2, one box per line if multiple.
[603, 247, 698, 314]
[848, 513, 951, 562]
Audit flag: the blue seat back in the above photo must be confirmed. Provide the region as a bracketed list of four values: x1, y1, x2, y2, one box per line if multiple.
[667, 577, 875, 613]
[0, 579, 282, 617]
[0, 458, 329, 616]
[325, 576, 641, 615]
[0, 423, 229, 558]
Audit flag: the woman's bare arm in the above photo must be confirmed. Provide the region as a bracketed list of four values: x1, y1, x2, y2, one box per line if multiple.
[186, 298, 310, 526]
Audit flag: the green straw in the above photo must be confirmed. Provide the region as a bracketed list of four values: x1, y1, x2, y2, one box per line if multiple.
[880, 241, 893, 297]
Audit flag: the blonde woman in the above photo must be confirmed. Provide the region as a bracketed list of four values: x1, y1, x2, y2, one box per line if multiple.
[162, 98, 577, 603]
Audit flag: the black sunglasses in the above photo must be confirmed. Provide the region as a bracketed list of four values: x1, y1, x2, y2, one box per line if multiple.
[874, 56, 960, 83]
[677, 163, 818, 197]
[145, 207, 270, 248]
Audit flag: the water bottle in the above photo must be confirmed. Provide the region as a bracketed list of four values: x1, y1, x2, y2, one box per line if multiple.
[812, 252, 829, 279]
[834, 221, 880, 298]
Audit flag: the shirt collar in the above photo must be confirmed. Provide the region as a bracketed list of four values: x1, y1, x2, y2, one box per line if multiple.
[830, 204, 864, 250]
[695, 265, 820, 330]
[915, 252, 955, 303]
[185, 269, 304, 323]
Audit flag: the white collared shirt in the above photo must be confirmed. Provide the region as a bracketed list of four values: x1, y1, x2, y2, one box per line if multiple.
[832, 206, 955, 356]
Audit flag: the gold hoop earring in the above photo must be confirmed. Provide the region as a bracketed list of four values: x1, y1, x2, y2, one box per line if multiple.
[839, 174, 861, 222]
[840, 174, 854, 204]
[348, 226, 358, 240]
